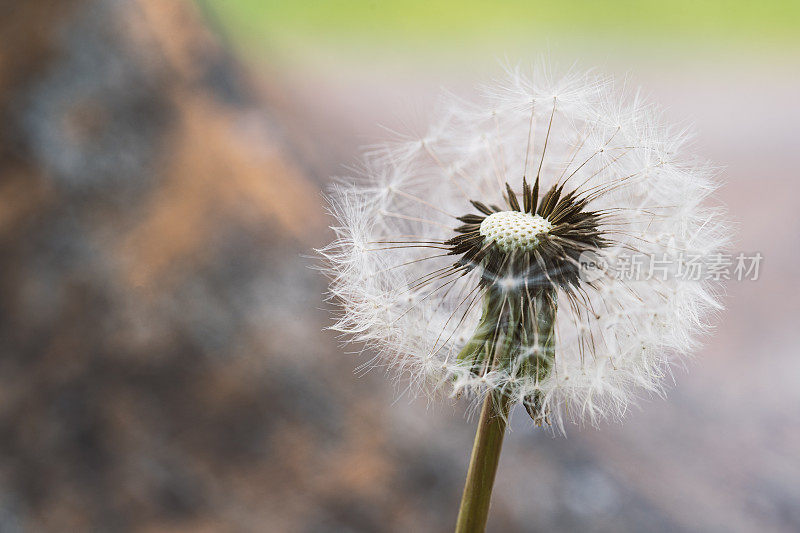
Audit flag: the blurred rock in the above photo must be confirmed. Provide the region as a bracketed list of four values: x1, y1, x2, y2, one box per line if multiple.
[0, 1, 430, 531]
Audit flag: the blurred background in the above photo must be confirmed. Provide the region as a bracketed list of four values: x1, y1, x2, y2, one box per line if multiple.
[0, 1, 798, 531]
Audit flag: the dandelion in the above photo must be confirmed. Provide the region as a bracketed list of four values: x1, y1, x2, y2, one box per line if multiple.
[320, 64, 729, 532]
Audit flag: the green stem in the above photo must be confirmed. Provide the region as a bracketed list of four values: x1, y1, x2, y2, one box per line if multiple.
[455, 392, 513, 533]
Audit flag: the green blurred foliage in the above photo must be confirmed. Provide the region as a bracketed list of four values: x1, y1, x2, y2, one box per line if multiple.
[201, 0, 800, 56]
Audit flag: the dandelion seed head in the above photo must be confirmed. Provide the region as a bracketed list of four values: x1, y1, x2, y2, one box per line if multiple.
[320, 63, 730, 431]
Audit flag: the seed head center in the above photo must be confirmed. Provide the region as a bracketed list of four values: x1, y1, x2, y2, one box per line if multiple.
[479, 211, 553, 252]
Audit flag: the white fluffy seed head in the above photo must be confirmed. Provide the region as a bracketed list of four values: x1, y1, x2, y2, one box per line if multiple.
[320, 63, 731, 432]
[479, 211, 552, 252]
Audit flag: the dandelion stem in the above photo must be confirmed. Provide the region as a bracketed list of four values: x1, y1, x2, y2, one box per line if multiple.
[455, 392, 512, 533]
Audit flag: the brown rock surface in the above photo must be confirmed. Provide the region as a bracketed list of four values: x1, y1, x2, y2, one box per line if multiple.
[0, 1, 420, 531]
